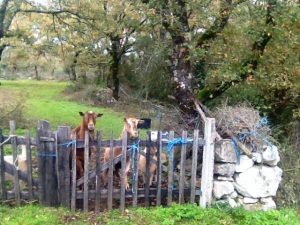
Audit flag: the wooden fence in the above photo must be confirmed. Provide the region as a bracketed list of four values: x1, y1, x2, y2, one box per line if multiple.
[0, 118, 216, 212]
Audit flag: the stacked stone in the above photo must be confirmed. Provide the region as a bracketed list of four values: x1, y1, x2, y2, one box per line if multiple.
[213, 139, 282, 211]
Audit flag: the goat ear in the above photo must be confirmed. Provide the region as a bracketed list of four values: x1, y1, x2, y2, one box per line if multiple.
[79, 112, 84, 116]
[97, 113, 103, 118]
[124, 118, 128, 123]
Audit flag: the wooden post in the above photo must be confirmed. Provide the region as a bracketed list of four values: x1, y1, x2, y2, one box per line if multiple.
[132, 137, 139, 208]
[179, 130, 187, 204]
[70, 134, 77, 212]
[167, 131, 175, 206]
[83, 131, 89, 212]
[37, 120, 58, 206]
[120, 131, 127, 211]
[95, 131, 102, 213]
[25, 130, 33, 201]
[200, 118, 216, 208]
[0, 128, 7, 200]
[156, 131, 162, 206]
[145, 132, 151, 207]
[107, 132, 114, 210]
[10, 121, 20, 205]
[56, 126, 71, 207]
[190, 130, 199, 204]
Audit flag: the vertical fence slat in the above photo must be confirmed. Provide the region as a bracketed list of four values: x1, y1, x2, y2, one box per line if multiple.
[95, 131, 102, 213]
[167, 131, 174, 206]
[0, 128, 7, 200]
[179, 130, 187, 204]
[71, 134, 77, 212]
[132, 139, 139, 207]
[120, 131, 127, 211]
[190, 130, 199, 204]
[56, 126, 71, 207]
[200, 118, 216, 208]
[145, 132, 151, 207]
[39, 121, 58, 206]
[83, 131, 89, 212]
[107, 132, 114, 210]
[156, 131, 162, 206]
[10, 121, 20, 205]
[25, 130, 33, 200]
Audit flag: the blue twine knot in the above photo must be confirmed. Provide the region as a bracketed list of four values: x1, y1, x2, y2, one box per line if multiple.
[166, 138, 193, 155]
[59, 140, 76, 148]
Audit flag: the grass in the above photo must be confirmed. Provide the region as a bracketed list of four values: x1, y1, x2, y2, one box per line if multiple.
[0, 80, 125, 138]
[0, 203, 299, 225]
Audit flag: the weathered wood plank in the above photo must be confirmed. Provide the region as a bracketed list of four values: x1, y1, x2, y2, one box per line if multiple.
[190, 130, 199, 204]
[38, 121, 58, 206]
[107, 132, 114, 210]
[200, 118, 216, 208]
[120, 131, 127, 211]
[179, 130, 187, 204]
[132, 139, 139, 207]
[3, 161, 38, 186]
[83, 131, 89, 212]
[10, 121, 20, 205]
[25, 130, 33, 201]
[156, 131, 162, 206]
[0, 128, 7, 200]
[70, 134, 77, 212]
[167, 131, 175, 206]
[56, 126, 71, 207]
[144, 132, 151, 207]
[95, 131, 102, 213]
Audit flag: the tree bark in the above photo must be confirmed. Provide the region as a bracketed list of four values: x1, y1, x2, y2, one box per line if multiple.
[70, 50, 80, 81]
[107, 36, 121, 100]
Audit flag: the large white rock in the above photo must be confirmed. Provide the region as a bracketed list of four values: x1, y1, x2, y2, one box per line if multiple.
[215, 140, 237, 163]
[262, 145, 280, 166]
[235, 155, 254, 173]
[243, 197, 258, 204]
[214, 163, 236, 177]
[252, 152, 263, 164]
[213, 181, 234, 199]
[234, 165, 282, 198]
[261, 197, 277, 211]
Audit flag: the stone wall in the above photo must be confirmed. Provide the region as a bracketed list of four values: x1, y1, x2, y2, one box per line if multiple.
[213, 139, 282, 211]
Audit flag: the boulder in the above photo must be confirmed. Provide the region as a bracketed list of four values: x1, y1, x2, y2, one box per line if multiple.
[262, 145, 280, 166]
[216, 176, 234, 182]
[215, 139, 237, 163]
[213, 181, 234, 199]
[243, 197, 259, 204]
[252, 152, 263, 164]
[261, 197, 276, 211]
[235, 155, 254, 173]
[214, 163, 236, 177]
[234, 166, 282, 198]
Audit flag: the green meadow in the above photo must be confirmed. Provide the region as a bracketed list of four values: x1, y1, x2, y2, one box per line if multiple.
[0, 80, 124, 138]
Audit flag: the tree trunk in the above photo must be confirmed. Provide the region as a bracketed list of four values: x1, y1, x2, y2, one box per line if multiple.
[70, 50, 81, 81]
[34, 65, 40, 80]
[110, 58, 120, 100]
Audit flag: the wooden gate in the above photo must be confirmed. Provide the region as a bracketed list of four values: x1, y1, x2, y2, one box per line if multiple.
[0, 118, 215, 211]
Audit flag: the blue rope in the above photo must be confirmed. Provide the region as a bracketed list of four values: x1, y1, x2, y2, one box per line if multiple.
[166, 138, 193, 155]
[231, 139, 240, 164]
[58, 140, 76, 148]
[130, 140, 140, 194]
